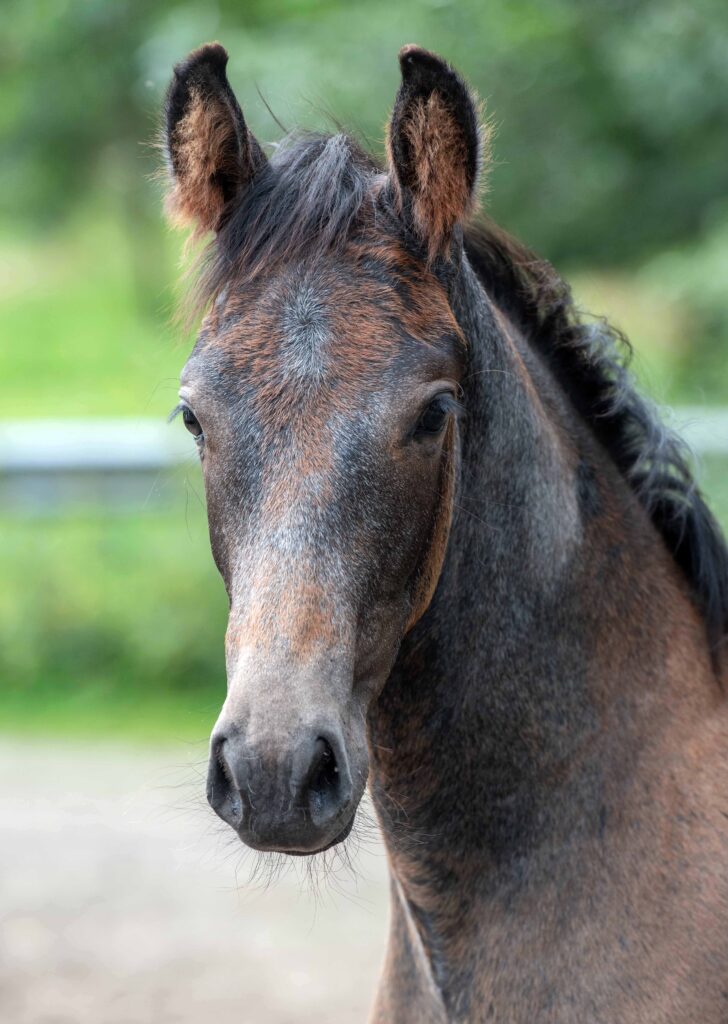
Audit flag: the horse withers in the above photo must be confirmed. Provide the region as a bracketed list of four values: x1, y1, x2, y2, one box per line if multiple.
[162, 42, 728, 1023]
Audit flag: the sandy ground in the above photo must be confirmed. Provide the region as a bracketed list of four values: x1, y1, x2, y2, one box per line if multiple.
[0, 738, 390, 1024]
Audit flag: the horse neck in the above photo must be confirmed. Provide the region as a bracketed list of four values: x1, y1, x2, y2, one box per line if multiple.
[367, 258, 718, 982]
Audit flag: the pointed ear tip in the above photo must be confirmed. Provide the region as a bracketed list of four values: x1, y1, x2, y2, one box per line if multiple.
[173, 41, 229, 82]
[397, 44, 448, 78]
[398, 43, 425, 61]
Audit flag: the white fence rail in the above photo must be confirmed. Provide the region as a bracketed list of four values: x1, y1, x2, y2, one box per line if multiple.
[669, 407, 728, 455]
[0, 419, 194, 471]
[1, 410, 727, 512]
[0, 419, 196, 512]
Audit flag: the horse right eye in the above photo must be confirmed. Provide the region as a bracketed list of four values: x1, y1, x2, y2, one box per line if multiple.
[182, 406, 203, 439]
[414, 395, 450, 438]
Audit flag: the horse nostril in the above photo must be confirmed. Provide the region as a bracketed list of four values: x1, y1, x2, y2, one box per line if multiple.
[301, 733, 351, 827]
[309, 738, 338, 799]
[207, 733, 244, 828]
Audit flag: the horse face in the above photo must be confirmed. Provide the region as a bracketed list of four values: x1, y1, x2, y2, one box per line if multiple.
[179, 255, 463, 853]
[165, 43, 481, 853]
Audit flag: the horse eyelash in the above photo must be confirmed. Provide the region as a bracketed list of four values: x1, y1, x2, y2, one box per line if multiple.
[168, 402, 185, 424]
[442, 393, 466, 422]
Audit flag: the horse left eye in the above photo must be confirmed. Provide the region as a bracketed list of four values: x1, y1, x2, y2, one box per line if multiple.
[415, 396, 449, 437]
[182, 406, 203, 438]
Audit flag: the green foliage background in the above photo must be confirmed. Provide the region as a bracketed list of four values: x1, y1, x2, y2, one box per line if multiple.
[1, 0, 727, 738]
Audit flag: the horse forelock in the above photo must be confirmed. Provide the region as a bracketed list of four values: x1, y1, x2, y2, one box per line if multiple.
[183, 131, 384, 321]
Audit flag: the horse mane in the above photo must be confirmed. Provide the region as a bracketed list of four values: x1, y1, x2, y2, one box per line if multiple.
[184, 129, 728, 652]
[464, 220, 728, 654]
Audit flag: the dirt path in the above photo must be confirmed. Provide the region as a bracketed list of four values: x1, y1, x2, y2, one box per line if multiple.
[0, 739, 389, 1023]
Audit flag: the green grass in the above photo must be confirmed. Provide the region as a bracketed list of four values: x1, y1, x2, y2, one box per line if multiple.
[0, 500, 229, 743]
[701, 456, 728, 526]
[569, 270, 690, 403]
[0, 685, 217, 745]
[0, 207, 191, 419]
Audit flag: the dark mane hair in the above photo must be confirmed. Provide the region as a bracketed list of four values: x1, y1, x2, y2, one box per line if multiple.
[189, 130, 728, 653]
[463, 220, 728, 653]
[188, 131, 382, 317]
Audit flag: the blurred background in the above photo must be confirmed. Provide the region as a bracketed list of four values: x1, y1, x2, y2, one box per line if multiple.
[1, 1, 727, 1021]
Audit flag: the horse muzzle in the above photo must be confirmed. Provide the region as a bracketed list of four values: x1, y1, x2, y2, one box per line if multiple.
[207, 721, 356, 854]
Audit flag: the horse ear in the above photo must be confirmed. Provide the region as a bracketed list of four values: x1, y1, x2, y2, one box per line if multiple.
[164, 42, 267, 236]
[387, 45, 485, 261]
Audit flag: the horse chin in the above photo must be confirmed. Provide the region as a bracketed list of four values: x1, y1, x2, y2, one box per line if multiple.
[239, 813, 356, 858]
[284, 814, 356, 858]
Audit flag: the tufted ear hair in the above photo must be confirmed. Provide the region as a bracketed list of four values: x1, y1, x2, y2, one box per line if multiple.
[164, 42, 267, 236]
[387, 45, 486, 262]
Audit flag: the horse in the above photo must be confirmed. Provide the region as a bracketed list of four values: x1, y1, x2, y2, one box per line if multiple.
[162, 42, 728, 1022]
